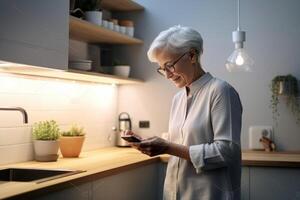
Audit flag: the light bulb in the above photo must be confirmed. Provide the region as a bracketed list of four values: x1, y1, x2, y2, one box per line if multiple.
[236, 55, 244, 65]
[226, 48, 253, 72]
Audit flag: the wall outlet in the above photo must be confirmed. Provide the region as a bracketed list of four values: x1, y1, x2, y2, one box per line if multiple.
[139, 121, 150, 128]
[249, 126, 273, 150]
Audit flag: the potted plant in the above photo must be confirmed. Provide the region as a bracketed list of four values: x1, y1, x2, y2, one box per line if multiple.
[270, 74, 300, 125]
[112, 59, 131, 77]
[78, 0, 103, 25]
[32, 120, 60, 162]
[60, 124, 85, 158]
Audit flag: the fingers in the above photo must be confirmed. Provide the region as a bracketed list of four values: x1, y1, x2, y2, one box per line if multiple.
[122, 130, 134, 136]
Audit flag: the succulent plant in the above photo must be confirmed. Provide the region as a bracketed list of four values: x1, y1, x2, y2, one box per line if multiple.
[61, 124, 85, 137]
[32, 120, 60, 140]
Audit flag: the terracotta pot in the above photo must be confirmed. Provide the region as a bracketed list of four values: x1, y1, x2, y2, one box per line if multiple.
[59, 136, 85, 158]
[33, 140, 59, 162]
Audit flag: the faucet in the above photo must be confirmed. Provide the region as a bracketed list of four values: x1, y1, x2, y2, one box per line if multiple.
[0, 107, 28, 124]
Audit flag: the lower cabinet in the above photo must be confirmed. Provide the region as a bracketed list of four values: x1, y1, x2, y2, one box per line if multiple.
[30, 163, 162, 200]
[249, 167, 300, 200]
[241, 167, 250, 200]
[36, 182, 92, 200]
[92, 163, 160, 200]
[241, 166, 300, 200]
[16, 163, 300, 200]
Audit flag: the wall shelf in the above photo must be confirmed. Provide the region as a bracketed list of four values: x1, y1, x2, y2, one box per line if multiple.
[0, 65, 143, 85]
[101, 0, 144, 11]
[69, 16, 143, 44]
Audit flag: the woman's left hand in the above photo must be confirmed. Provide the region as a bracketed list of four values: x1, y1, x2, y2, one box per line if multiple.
[132, 136, 169, 157]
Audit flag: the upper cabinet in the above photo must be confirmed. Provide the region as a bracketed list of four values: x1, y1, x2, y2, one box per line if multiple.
[101, 0, 144, 11]
[0, 0, 144, 84]
[69, 16, 142, 44]
[0, 0, 69, 70]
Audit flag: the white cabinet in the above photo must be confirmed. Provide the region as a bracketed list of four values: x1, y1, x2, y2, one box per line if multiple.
[0, 0, 68, 70]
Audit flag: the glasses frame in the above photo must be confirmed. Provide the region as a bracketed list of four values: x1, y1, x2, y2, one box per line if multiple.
[156, 51, 190, 76]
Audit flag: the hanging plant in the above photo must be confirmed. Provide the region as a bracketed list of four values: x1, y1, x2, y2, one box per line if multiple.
[270, 74, 300, 125]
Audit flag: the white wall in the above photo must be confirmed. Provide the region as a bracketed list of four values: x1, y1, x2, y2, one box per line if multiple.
[116, 0, 300, 150]
[0, 73, 118, 165]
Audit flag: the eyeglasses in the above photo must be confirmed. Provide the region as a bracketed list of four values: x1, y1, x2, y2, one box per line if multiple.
[156, 51, 189, 76]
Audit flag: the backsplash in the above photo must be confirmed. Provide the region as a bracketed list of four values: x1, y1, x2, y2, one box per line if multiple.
[0, 73, 118, 165]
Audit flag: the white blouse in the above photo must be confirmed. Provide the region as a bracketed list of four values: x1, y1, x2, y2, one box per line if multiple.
[164, 72, 242, 200]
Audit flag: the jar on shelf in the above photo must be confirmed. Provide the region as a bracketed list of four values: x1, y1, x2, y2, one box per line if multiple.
[108, 19, 120, 32]
[119, 20, 134, 37]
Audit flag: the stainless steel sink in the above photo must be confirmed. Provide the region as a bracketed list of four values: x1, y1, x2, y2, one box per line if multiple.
[0, 168, 84, 183]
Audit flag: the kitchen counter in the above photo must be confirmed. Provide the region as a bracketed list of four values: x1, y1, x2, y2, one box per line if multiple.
[242, 150, 300, 167]
[1, 147, 300, 199]
[0, 147, 161, 199]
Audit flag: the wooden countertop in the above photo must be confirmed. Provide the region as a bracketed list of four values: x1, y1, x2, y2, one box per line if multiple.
[1, 148, 300, 199]
[242, 150, 300, 167]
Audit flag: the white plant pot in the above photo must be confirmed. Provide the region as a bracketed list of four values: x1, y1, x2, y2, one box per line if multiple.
[33, 140, 59, 162]
[112, 65, 131, 77]
[85, 11, 102, 26]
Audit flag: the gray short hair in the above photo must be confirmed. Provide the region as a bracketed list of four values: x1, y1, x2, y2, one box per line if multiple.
[147, 25, 203, 63]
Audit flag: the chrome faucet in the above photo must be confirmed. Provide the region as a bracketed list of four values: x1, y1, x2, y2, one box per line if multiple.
[0, 107, 28, 124]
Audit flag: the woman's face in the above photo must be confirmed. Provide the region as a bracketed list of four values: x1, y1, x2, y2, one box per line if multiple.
[155, 49, 196, 88]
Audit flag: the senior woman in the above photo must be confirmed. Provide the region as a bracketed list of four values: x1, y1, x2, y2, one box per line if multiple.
[124, 25, 243, 200]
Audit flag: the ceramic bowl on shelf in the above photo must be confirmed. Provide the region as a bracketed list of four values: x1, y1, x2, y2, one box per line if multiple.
[112, 65, 130, 77]
[69, 59, 92, 71]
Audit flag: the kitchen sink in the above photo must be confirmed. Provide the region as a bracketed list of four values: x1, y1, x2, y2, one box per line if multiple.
[0, 168, 84, 183]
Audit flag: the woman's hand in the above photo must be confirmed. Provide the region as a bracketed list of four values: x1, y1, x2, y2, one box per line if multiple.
[133, 136, 170, 157]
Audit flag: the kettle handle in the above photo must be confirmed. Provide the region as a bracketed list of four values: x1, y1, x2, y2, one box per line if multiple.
[119, 112, 130, 120]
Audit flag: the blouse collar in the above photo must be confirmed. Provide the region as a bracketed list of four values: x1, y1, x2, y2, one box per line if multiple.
[185, 72, 213, 96]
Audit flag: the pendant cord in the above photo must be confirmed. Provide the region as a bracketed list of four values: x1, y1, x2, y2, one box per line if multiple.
[237, 0, 240, 31]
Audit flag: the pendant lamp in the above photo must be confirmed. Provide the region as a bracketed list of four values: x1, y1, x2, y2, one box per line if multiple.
[226, 0, 253, 72]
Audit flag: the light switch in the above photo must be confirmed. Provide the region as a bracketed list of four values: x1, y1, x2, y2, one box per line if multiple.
[139, 121, 150, 128]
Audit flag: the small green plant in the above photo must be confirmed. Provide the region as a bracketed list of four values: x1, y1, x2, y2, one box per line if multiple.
[77, 0, 102, 11]
[61, 124, 85, 137]
[270, 74, 300, 125]
[32, 120, 60, 140]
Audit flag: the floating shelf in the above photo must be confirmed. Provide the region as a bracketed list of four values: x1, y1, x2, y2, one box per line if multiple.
[101, 0, 144, 11]
[0, 65, 143, 85]
[69, 16, 143, 44]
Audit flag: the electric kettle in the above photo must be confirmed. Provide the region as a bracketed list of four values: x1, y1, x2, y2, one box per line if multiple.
[116, 112, 132, 147]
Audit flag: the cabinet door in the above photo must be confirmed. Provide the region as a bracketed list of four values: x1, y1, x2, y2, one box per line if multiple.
[92, 163, 159, 200]
[241, 167, 250, 200]
[250, 167, 300, 200]
[0, 0, 68, 70]
[157, 163, 167, 200]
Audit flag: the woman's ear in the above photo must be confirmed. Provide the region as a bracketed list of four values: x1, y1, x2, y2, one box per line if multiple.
[189, 49, 198, 64]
